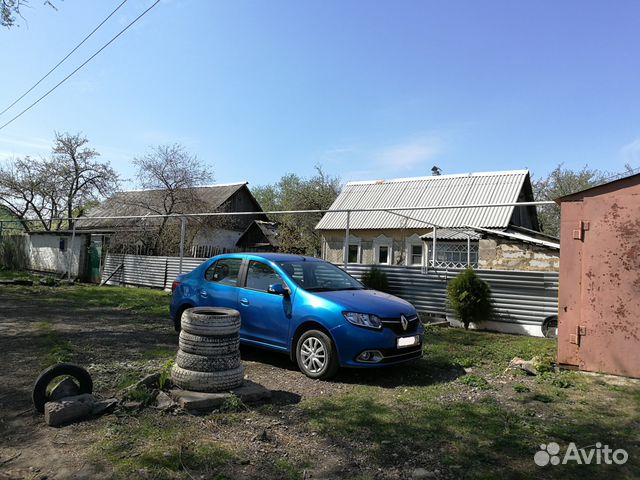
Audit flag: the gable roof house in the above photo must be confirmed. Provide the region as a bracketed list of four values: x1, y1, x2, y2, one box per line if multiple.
[316, 169, 559, 271]
[77, 182, 271, 256]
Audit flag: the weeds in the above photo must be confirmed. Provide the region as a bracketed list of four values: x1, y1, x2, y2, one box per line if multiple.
[36, 321, 75, 366]
[159, 359, 174, 389]
[459, 374, 491, 389]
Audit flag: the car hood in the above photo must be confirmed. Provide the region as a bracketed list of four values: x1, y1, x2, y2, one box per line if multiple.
[312, 289, 416, 317]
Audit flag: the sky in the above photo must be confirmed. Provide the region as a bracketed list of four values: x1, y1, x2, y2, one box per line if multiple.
[2, 0, 640, 190]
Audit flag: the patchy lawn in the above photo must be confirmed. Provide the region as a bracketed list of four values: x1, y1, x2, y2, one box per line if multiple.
[0, 282, 638, 480]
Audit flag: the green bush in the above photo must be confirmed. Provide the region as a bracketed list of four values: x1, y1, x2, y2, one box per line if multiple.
[361, 266, 389, 292]
[446, 267, 494, 329]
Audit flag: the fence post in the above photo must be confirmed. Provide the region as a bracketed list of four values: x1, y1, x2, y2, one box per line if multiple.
[67, 221, 77, 283]
[431, 225, 437, 268]
[179, 216, 186, 274]
[343, 210, 350, 271]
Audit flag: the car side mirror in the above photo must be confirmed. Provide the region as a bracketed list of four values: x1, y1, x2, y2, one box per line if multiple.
[268, 283, 290, 296]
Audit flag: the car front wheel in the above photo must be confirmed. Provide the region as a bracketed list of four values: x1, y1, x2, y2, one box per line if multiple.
[296, 330, 339, 379]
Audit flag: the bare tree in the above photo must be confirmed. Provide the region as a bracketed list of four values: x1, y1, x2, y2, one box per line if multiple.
[2, 0, 57, 28]
[0, 132, 119, 231]
[52, 132, 119, 228]
[113, 144, 215, 255]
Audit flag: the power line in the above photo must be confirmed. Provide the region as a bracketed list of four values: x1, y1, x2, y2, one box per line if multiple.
[0, 0, 129, 118]
[0, 0, 160, 132]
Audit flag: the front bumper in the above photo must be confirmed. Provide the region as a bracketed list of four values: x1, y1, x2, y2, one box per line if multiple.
[330, 322, 424, 368]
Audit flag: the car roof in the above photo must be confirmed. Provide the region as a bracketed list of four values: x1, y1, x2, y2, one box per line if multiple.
[218, 252, 325, 263]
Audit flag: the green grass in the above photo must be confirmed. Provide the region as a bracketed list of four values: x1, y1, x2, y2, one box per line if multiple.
[0, 268, 40, 281]
[95, 412, 235, 479]
[2, 278, 170, 317]
[36, 320, 75, 367]
[304, 328, 640, 479]
[425, 324, 557, 373]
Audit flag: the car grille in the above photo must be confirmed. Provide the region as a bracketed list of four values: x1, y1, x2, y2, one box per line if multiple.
[378, 344, 423, 363]
[381, 314, 420, 334]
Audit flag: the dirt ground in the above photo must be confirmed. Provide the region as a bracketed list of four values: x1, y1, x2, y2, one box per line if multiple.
[1, 285, 638, 480]
[0, 287, 435, 479]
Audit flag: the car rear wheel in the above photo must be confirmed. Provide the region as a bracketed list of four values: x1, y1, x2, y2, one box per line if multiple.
[296, 330, 339, 379]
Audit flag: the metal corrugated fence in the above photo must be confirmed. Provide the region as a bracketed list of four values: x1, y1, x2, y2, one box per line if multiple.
[344, 264, 558, 327]
[102, 254, 558, 330]
[103, 253, 206, 290]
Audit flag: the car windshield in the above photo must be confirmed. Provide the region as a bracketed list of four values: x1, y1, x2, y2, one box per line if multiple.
[277, 260, 365, 292]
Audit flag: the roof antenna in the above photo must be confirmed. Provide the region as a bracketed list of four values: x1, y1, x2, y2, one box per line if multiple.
[431, 166, 442, 176]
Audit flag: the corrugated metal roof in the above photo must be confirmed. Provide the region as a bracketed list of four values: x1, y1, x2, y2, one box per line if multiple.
[316, 170, 530, 230]
[469, 226, 560, 249]
[419, 229, 482, 240]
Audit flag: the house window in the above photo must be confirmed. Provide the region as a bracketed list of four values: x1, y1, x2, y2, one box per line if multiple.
[378, 245, 389, 264]
[410, 244, 423, 265]
[429, 242, 479, 269]
[405, 234, 424, 266]
[348, 244, 360, 263]
[372, 234, 393, 265]
[59, 238, 67, 252]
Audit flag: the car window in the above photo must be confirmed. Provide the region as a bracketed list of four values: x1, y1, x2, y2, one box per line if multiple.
[204, 258, 242, 287]
[246, 261, 285, 293]
[278, 260, 364, 292]
[280, 262, 304, 286]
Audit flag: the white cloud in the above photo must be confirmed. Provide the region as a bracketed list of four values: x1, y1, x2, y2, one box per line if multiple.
[374, 136, 442, 170]
[0, 133, 50, 152]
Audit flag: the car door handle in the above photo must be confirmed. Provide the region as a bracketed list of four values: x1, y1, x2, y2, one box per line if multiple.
[199, 289, 208, 298]
[240, 298, 249, 307]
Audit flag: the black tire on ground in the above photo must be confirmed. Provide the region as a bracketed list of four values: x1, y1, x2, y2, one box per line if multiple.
[541, 315, 558, 339]
[32, 363, 93, 413]
[181, 307, 241, 337]
[178, 331, 240, 356]
[295, 329, 340, 380]
[170, 364, 244, 392]
[175, 350, 241, 372]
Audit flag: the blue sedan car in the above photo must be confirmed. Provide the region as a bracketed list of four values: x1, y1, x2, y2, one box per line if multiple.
[170, 253, 424, 379]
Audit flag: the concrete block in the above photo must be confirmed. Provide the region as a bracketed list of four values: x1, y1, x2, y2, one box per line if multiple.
[169, 380, 272, 411]
[48, 377, 80, 401]
[169, 389, 231, 410]
[44, 394, 94, 427]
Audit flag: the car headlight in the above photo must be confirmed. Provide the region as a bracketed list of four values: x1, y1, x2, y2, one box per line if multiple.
[343, 312, 382, 329]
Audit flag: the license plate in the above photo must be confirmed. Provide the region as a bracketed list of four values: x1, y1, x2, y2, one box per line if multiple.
[397, 335, 419, 348]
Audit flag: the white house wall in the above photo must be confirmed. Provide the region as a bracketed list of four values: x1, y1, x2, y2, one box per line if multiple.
[28, 234, 87, 277]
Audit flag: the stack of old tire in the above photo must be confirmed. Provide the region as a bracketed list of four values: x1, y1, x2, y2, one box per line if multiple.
[171, 307, 244, 392]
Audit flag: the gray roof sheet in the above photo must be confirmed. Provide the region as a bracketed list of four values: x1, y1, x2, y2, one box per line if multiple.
[77, 183, 248, 229]
[316, 170, 530, 230]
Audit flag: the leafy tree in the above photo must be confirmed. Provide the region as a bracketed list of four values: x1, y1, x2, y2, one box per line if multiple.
[532, 164, 609, 237]
[446, 268, 493, 330]
[0, 132, 118, 231]
[252, 166, 340, 256]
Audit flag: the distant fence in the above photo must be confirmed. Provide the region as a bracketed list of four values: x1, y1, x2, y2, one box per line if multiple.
[344, 264, 558, 335]
[103, 253, 207, 290]
[102, 254, 558, 336]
